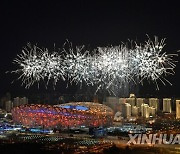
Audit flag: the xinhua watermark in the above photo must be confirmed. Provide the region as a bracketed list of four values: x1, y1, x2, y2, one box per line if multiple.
[127, 134, 180, 144]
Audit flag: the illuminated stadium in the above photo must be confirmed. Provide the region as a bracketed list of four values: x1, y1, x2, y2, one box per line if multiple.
[11, 102, 114, 128]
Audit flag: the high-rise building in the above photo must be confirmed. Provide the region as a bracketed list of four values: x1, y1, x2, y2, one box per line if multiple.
[149, 98, 159, 112]
[163, 98, 172, 113]
[118, 98, 126, 113]
[176, 100, 180, 119]
[136, 98, 145, 107]
[13, 97, 28, 107]
[121, 103, 131, 118]
[136, 98, 146, 114]
[141, 104, 149, 118]
[0, 93, 11, 109]
[126, 98, 135, 107]
[13, 97, 20, 107]
[149, 107, 156, 117]
[132, 106, 139, 116]
[5, 100, 13, 112]
[20, 97, 28, 105]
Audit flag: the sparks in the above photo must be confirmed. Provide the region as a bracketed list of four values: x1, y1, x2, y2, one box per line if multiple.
[11, 36, 178, 94]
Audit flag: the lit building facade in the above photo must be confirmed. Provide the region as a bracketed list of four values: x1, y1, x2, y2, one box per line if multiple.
[136, 98, 146, 114]
[13, 97, 20, 107]
[11, 102, 114, 128]
[141, 104, 149, 118]
[5, 100, 13, 112]
[20, 97, 28, 105]
[13, 97, 28, 108]
[149, 98, 159, 112]
[163, 98, 172, 113]
[121, 103, 131, 118]
[132, 106, 139, 116]
[176, 100, 180, 119]
[149, 107, 156, 117]
[126, 98, 135, 106]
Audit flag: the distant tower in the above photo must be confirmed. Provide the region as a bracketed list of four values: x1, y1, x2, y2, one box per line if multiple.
[149, 107, 156, 117]
[126, 97, 135, 113]
[5, 100, 13, 112]
[132, 106, 139, 116]
[6, 92, 11, 101]
[163, 98, 172, 113]
[176, 100, 180, 119]
[136, 98, 146, 114]
[13, 97, 20, 107]
[121, 103, 131, 118]
[136, 98, 146, 107]
[149, 98, 159, 112]
[20, 97, 28, 105]
[141, 104, 149, 118]
[13, 97, 28, 107]
[126, 98, 135, 106]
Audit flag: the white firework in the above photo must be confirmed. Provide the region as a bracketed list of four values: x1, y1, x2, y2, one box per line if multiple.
[93, 45, 133, 93]
[11, 37, 178, 93]
[12, 43, 65, 88]
[63, 44, 94, 86]
[133, 37, 177, 89]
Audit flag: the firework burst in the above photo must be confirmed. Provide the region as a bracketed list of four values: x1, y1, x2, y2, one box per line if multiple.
[11, 36, 178, 94]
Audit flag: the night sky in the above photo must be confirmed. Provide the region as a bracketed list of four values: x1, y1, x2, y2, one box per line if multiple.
[0, 1, 180, 97]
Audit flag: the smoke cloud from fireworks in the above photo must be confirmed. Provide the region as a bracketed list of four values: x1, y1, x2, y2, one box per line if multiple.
[11, 37, 178, 94]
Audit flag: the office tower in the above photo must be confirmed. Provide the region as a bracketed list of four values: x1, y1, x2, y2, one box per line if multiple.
[176, 100, 180, 119]
[141, 104, 149, 118]
[126, 98, 135, 114]
[0, 93, 11, 109]
[126, 98, 135, 107]
[6, 92, 11, 101]
[136, 98, 145, 107]
[163, 98, 172, 113]
[121, 103, 131, 118]
[13, 97, 20, 107]
[149, 98, 159, 112]
[20, 97, 28, 105]
[13, 97, 28, 107]
[132, 106, 139, 116]
[149, 107, 156, 117]
[136, 98, 146, 114]
[5, 101, 13, 112]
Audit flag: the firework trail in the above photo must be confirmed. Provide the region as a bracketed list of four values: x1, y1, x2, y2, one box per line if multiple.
[11, 36, 178, 93]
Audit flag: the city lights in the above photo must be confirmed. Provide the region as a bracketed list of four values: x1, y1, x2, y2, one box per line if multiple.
[11, 102, 113, 128]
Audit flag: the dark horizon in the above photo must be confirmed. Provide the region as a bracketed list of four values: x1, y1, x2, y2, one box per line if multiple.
[1, 1, 180, 97]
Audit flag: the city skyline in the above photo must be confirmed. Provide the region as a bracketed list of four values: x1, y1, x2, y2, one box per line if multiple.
[1, 2, 180, 153]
